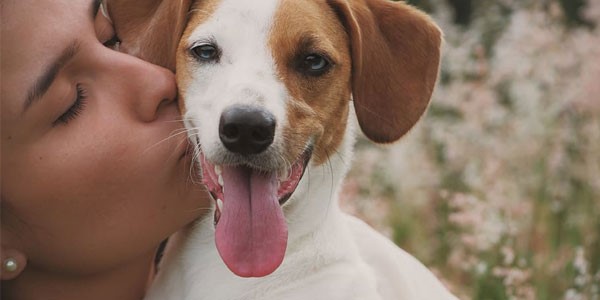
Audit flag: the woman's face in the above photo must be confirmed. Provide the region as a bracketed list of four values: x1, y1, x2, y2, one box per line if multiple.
[1, 0, 207, 275]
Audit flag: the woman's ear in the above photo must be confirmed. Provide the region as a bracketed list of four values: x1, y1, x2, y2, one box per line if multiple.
[327, 0, 442, 143]
[1, 248, 27, 280]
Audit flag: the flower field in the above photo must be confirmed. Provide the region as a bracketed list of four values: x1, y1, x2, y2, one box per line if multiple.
[341, 1, 600, 298]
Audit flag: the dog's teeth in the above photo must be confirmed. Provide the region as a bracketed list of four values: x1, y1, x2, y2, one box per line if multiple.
[214, 165, 222, 176]
[218, 174, 224, 186]
[217, 198, 224, 211]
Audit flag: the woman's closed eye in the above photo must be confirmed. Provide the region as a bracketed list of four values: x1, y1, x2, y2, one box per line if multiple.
[53, 84, 87, 126]
[52, 5, 121, 127]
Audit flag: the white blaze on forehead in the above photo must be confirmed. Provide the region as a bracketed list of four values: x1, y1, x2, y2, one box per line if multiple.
[189, 0, 281, 40]
[182, 0, 288, 158]
[184, 0, 283, 102]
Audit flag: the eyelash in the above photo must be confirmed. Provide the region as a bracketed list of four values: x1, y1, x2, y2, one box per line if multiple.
[51, 15, 119, 127]
[54, 84, 87, 126]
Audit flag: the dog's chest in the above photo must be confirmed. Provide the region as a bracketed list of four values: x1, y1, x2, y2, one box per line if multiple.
[173, 210, 380, 300]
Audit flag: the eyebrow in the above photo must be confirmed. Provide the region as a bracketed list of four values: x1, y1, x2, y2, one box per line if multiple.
[22, 0, 102, 114]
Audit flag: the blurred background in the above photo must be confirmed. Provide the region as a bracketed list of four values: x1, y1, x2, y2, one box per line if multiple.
[340, 0, 600, 299]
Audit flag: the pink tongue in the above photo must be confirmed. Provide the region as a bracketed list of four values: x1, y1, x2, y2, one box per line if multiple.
[215, 165, 288, 277]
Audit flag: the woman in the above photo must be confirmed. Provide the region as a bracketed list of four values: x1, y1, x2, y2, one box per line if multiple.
[1, 0, 210, 299]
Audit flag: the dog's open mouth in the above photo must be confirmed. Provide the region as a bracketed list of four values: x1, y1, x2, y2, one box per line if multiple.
[199, 148, 312, 278]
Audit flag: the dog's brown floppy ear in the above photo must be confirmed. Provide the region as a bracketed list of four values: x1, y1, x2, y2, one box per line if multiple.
[328, 0, 442, 143]
[106, 0, 192, 71]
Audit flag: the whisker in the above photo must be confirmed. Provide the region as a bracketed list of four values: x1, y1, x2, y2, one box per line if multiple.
[187, 131, 204, 185]
[142, 129, 192, 156]
[188, 207, 214, 214]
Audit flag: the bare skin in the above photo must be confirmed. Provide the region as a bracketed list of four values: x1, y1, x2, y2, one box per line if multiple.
[1, 0, 210, 299]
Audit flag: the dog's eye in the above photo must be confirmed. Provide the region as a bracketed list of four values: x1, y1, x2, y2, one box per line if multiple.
[191, 44, 220, 62]
[299, 54, 331, 76]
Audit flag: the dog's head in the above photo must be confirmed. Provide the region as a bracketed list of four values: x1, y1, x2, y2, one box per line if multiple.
[108, 0, 441, 279]
[176, 0, 441, 278]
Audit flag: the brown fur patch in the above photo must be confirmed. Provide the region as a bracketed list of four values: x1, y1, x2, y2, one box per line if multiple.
[269, 0, 353, 166]
[108, 0, 192, 71]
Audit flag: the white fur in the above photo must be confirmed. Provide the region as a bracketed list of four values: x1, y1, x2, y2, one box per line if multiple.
[182, 0, 288, 165]
[146, 0, 458, 299]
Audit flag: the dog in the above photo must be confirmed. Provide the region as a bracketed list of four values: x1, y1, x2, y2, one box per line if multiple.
[108, 0, 457, 299]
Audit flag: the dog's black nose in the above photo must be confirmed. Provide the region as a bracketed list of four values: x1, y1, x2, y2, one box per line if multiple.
[219, 105, 276, 155]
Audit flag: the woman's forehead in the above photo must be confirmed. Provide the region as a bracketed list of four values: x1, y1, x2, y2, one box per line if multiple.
[1, 0, 91, 118]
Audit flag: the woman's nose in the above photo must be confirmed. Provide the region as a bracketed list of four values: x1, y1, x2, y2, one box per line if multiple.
[110, 52, 178, 123]
[132, 63, 177, 123]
